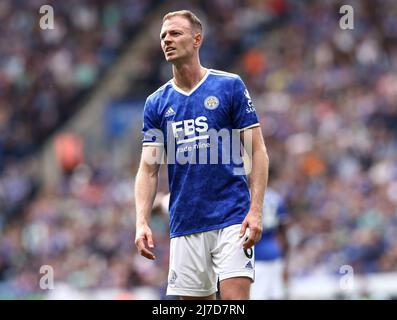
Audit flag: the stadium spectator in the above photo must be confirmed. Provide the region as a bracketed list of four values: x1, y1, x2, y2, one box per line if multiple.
[251, 166, 291, 300]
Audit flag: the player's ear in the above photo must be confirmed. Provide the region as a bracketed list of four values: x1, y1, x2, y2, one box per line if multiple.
[193, 32, 202, 48]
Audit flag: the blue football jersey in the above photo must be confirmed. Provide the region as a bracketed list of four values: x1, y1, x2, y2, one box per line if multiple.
[142, 69, 260, 238]
[255, 187, 289, 261]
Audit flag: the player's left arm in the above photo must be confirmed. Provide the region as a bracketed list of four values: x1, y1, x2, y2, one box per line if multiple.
[239, 126, 269, 249]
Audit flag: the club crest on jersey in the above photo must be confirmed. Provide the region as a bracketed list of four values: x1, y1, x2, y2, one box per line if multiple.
[204, 96, 219, 110]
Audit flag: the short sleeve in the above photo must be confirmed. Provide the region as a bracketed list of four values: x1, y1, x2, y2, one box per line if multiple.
[142, 98, 164, 146]
[231, 77, 260, 131]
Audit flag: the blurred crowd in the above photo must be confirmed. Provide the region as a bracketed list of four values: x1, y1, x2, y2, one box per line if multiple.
[0, 0, 157, 223]
[0, 159, 170, 298]
[242, 0, 397, 277]
[1, 0, 397, 299]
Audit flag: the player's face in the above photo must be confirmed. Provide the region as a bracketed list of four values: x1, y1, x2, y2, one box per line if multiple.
[160, 17, 198, 63]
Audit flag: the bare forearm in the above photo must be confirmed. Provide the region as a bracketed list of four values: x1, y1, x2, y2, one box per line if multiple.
[249, 147, 269, 212]
[239, 127, 268, 248]
[135, 167, 159, 226]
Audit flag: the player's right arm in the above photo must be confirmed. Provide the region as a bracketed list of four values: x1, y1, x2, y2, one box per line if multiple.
[134, 145, 162, 260]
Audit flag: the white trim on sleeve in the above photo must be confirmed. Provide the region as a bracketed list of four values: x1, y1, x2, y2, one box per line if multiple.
[238, 123, 260, 132]
[142, 142, 164, 147]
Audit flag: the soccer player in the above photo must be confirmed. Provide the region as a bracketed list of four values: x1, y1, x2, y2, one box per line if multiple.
[250, 169, 291, 300]
[134, 10, 269, 300]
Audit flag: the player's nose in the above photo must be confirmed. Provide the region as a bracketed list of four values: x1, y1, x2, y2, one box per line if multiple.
[163, 37, 172, 46]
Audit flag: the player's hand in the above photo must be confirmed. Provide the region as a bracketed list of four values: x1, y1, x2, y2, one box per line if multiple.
[239, 209, 263, 249]
[135, 224, 156, 260]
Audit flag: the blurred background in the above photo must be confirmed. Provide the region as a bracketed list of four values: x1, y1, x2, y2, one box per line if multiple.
[1, 0, 397, 299]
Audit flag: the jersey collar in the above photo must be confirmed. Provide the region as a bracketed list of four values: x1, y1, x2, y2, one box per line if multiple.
[171, 68, 210, 96]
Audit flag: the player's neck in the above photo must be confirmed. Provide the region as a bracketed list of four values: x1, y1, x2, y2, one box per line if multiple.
[172, 62, 207, 92]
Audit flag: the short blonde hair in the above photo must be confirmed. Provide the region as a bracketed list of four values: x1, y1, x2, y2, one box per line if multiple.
[163, 10, 202, 34]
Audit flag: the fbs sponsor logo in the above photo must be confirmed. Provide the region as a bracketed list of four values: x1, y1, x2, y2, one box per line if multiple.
[171, 116, 209, 144]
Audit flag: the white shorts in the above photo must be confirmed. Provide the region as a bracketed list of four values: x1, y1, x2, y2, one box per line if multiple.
[166, 224, 255, 297]
[250, 258, 284, 299]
